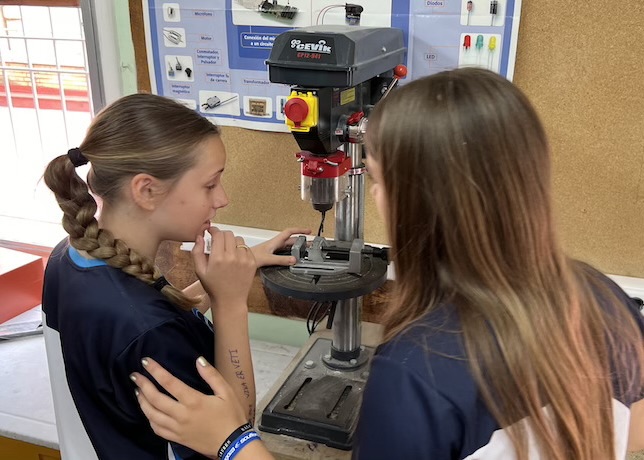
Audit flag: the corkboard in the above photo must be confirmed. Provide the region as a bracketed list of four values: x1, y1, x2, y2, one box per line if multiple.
[132, 2, 644, 277]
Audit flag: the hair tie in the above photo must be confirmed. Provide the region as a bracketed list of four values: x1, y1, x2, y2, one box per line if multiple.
[152, 276, 171, 291]
[67, 147, 88, 167]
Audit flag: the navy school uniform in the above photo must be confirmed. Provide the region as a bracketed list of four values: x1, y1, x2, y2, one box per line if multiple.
[42, 239, 215, 460]
[353, 266, 644, 460]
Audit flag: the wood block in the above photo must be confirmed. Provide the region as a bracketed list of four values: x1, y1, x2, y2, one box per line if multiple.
[0, 247, 44, 324]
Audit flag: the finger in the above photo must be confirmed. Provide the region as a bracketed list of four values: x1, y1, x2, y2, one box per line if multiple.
[272, 228, 312, 250]
[235, 236, 252, 258]
[141, 358, 202, 404]
[263, 253, 297, 267]
[210, 229, 225, 257]
[132, 372, 183, 416]
[280, 227, 312, 237]
[195, 356, 235, 400]
[191, 235, 207, 276]
[136, 387, 180, 435]
[223, 231, 237, 253]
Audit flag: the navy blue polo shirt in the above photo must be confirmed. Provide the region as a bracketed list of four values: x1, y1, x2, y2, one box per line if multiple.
[43, 239, 215, 460]
[353, 266, 643, 459]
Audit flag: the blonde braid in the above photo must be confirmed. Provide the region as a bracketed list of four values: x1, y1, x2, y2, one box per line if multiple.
[44, 155, 199, 310]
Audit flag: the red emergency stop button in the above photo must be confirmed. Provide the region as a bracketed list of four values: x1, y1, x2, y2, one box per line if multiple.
[284, 98, 309, 124]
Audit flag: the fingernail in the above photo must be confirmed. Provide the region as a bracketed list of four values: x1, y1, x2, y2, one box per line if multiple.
[141, 358, 149, 367]
[197, 356, 208, 367]
[290, 257, 296, 265]
[135, 388, 140, 397]
[130, 374, 137, 382]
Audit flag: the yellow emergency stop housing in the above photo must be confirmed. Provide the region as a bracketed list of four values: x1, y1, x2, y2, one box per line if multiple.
[286, 90, 318, 133]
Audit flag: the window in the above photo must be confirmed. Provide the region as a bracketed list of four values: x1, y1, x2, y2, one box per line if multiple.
[0, 2, 92, 225]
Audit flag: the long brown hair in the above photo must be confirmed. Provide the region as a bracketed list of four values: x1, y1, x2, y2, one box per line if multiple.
[44, 93, 220, 309]
[367, 68, 643, 459]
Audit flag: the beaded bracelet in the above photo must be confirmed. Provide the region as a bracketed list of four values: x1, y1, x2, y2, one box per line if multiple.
[221, 430, 260, 460]
[218, 422, 252, 459]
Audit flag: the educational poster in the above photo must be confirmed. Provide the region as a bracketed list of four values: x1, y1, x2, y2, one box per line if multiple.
[143, 0, 522, 132]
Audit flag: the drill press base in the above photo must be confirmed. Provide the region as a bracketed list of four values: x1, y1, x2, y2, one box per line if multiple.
[259, 338, 374, 450]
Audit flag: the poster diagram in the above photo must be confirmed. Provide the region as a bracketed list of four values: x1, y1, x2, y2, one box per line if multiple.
[143, 0, 522, 132]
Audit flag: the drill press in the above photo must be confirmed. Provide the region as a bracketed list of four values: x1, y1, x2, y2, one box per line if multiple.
[259, 25, 406, 449]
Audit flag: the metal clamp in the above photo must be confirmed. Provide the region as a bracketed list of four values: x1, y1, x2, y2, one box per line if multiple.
[290, 236, 364, 276]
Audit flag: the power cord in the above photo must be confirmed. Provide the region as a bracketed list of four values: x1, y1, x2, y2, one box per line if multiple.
[306, 301, 337, 335]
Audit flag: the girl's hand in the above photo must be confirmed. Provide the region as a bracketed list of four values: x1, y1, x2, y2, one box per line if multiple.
[192, 228, 256, 309]
[251, 227, 311, 268]
[133, 357, 247, 458]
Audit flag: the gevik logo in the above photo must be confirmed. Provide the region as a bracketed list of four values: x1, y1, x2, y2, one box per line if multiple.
[290, 39, 332, 54]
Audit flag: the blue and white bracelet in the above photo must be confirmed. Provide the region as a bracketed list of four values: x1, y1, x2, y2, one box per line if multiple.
[220, 430, 261, 460]
[218, 422, 253, 458]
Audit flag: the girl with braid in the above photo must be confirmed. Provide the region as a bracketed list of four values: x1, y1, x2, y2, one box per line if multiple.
[131, 69, 643, 460]
[42, 93, 308, 460]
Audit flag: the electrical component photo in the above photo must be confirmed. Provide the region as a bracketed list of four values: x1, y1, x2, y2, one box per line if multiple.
[487, 35, 497, 70]
[457, 33, 500, 73]
[163, 28, 183, 46]
[201, 95, 238, 111]
[345, 4, 364, 26]
[166, 56, 194, 81]
[490, 0, 498, 26]
[316, 3, 348, 25]
[163, 3, 181, 22]
[463, 34, 471, 52]
[248, 98, 268, 116]
[461, 0, 504, 27]
[475, 34, 484, 65]
[258, 0, 297, 20]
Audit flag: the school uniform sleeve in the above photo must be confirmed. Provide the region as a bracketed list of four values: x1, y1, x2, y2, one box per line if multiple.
[110, 318, 214, 459]
[591, 268, 644, 405]
[353, 354, 463, 460]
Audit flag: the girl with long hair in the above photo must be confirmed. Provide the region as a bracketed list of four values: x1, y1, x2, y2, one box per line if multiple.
[130, 69, 643, 459]
[42, 93, 308, 459]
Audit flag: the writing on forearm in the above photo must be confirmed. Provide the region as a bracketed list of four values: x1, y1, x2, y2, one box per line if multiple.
[241, 381, 250, 399]
[229, 349, 240, 369]
[229, 349, 251, 399]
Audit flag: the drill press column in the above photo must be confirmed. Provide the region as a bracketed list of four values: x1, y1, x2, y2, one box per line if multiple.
[332, 142, 365, 361]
